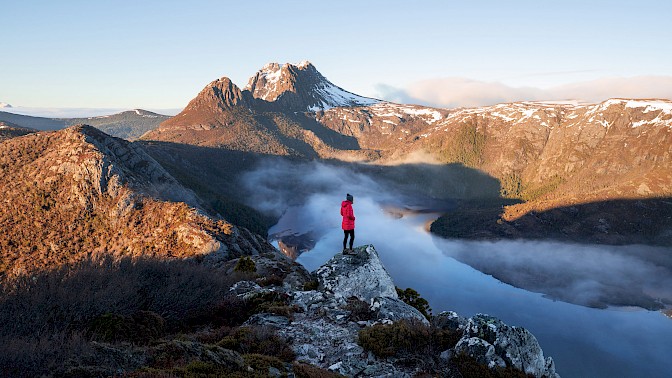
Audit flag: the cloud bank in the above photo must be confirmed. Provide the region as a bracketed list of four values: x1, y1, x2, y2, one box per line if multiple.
[240, 158, 672, 310]
[376, 76, 672, 108]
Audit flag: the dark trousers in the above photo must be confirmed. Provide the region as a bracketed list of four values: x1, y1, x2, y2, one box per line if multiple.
[343, 229, 355, 249]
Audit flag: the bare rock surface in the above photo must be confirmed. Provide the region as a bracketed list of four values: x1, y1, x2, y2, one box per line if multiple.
[230, 244, 559, 377]
[453, 314, 559, 378]
[315, 245, 399, 301]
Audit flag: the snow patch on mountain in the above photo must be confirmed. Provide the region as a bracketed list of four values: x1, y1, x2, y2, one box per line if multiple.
[369, 103, 443, 123]
[308, 81, 380, 111]
[247, 63, 285, 101]
[624, 99, 672, 113]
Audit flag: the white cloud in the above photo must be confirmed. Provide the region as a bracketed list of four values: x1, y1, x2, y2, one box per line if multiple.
[376, 76, 672, 108]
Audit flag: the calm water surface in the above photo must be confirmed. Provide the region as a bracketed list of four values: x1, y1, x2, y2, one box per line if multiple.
[270, 202, 672, 378]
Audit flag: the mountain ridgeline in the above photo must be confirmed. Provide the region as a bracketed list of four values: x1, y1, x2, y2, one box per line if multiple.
[0, 125, 274, 281]
[0, 109, 169, 140]
[142, 61, 672, 246]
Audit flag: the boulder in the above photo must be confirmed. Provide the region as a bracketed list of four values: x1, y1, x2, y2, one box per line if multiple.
[456, 314, 559, 378]
[314, 245, 398, 302]
[370, 296, 429, 325]
[434, 310, 468, 331]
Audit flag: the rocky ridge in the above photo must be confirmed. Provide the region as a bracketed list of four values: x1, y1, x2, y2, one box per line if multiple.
[0, 121, 36, 141]
[0, 125, 275, 281]
[237, 245, 559, 377]
[0, 109, 169, 140]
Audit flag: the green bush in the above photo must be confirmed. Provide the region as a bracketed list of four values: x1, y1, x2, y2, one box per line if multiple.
[234, 256, 257, 273]
[521, 174, 564, 201]
[441, 120, 486, 168]
[217, 326, 295, 362]
[358, 319, 461, 359]
[396, 287, 432, 319]
[302, 279, 319, 291]
[499, 172, 523, 199]
[243, 353, 285, 373]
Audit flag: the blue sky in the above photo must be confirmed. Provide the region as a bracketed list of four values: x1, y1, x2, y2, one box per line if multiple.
[3, 0, 672, 113]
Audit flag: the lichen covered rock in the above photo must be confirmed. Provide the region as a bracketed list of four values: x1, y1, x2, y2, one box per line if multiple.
[314, 245, 398, 301]
[455, 314, 559, 378]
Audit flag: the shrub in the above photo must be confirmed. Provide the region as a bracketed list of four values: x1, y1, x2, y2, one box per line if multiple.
[258, 274, 284, 287]
[396, 287, 432, 319]
[441, 120, 486, 168]
[302, 279, 319, 291]
[217, 326, 295, 362]
[358, 319, 461, 359]
[344, 297, 374, 321]
[452, 353, 534, 378]
[243, 353, 285, 372]
[0, 257, 247, 376]
[87, 310, 165, 344]
[234, 256, 257, 273]
[292, 361, 345, 378]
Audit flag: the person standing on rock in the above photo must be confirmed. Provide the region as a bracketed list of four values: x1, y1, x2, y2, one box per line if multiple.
[341, 193, 356, 254]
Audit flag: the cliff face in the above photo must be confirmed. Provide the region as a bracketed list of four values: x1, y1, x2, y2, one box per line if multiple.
[239, 245, 559, 377]
[0, 125, 274, 281]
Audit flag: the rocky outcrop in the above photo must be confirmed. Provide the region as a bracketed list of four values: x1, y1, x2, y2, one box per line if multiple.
[232, 245, 558, 377]
[315, 245, 399, 302]
[450, 314, 559, 378]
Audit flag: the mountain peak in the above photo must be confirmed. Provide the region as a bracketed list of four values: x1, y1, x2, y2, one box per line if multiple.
[184, 76, 250, 113]
[244, 61, 380, 112]
[0, 102, 12, 108]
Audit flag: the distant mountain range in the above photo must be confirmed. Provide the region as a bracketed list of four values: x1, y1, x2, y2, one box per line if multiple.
[0, 109, 169, 140]
[2, 61, 671, 246]
[142, 61, 672, 245]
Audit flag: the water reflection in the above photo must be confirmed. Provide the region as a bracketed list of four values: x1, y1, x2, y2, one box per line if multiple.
[269, 202, 672, 378]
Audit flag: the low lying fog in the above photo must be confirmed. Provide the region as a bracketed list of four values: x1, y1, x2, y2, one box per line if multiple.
[241, 158, 672, 310]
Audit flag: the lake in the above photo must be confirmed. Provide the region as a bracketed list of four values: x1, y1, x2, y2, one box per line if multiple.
[269, 199, 672, 378]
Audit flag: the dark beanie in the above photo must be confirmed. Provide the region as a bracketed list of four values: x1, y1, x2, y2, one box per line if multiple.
[346, 193, 353, 202]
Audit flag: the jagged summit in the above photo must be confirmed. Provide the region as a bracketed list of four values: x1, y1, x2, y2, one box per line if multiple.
[161, 60, 381, 117]
[144, 61, 383, 148]
[244, 61, 381, 111]
[187, 77, 251, 112]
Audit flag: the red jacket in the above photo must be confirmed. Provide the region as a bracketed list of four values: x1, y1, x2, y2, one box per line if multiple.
[341, 200, 355, 230]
